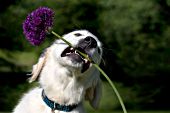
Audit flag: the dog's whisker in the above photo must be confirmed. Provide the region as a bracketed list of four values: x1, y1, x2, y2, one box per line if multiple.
[101, 57, 106, 66]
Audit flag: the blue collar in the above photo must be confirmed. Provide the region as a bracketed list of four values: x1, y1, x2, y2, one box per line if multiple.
[41, 90, 78, 112]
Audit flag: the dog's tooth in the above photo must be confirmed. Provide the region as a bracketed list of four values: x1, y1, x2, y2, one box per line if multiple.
[70, 47, 74, 50]
[84, 59, 88, 63]
[66, 53, 70, 55]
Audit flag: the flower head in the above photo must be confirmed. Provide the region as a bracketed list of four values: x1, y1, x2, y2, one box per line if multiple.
[23, 7, 55, 46]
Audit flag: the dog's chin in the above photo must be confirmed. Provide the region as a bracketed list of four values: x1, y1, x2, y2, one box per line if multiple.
[61, 47, 91, 73]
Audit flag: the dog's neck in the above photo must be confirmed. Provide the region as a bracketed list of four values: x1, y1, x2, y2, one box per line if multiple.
[38, 51, 99, 107]
[39, 58, 93, 105]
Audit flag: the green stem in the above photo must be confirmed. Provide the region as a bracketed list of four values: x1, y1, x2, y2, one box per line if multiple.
[51, 31, 127, 113]
[52, 31, 73, 47]
[93, 64, 127, 113]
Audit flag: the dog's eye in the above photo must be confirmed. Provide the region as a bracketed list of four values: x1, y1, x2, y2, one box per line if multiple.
[74, 33, 82, 37]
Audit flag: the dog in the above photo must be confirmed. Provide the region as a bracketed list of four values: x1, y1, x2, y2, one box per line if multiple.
[13, 30, 103, 113]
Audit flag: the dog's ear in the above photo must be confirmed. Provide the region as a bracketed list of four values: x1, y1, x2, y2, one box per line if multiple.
[85, 79, 102, 109]
[29, 48, 49, 83]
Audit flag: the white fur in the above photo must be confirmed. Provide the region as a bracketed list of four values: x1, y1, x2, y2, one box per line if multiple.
[13, 30, 102, 113]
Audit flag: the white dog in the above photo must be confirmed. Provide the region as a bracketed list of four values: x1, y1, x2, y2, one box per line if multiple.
[13, 30, 103, 113]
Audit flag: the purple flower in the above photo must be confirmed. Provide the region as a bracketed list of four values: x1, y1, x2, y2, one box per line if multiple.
[23, 7, 55, 46]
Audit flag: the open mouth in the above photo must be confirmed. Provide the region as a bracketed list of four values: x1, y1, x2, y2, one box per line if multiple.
[61, 47, 91, 73]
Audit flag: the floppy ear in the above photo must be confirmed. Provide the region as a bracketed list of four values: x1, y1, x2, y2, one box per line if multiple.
[29, 48, 49, 83]
[85, 79, 102, 109]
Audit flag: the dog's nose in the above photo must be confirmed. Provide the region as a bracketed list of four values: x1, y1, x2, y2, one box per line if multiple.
[84, 36, 97, 48]
[78, 36, 97, 49]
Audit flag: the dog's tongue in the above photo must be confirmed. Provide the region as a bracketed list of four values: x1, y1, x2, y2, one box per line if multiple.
[61, 46, 91, 73]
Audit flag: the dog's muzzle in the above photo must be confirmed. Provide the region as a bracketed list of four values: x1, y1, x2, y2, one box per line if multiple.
[61, 36, 97, 73]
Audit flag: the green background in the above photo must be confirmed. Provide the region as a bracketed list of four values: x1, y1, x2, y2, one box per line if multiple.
[0, 0, 170, 112]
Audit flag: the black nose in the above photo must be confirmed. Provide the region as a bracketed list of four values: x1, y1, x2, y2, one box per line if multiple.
[78, 36, 97, 49]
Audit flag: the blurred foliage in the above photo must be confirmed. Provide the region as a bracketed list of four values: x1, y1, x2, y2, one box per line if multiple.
[0, 0, 170, 110]
[0, 81, 37, 111]
[98, 0, 170, 77]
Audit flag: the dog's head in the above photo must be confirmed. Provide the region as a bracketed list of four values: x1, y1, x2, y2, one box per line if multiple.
[53, 30, 102, 73]
[29, 30, 102, 82]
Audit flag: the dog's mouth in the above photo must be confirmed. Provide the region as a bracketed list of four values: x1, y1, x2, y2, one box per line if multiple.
[61, 47, 91, 73]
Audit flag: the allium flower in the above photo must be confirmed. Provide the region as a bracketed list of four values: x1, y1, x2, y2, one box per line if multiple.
[23, 7, 55, 46]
